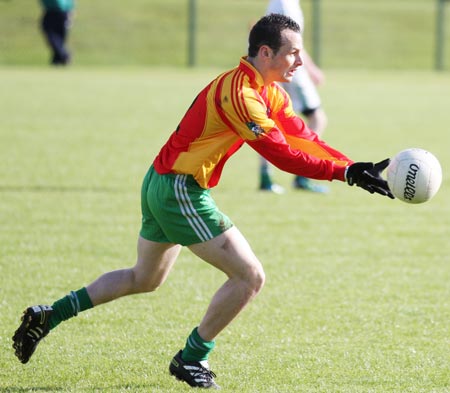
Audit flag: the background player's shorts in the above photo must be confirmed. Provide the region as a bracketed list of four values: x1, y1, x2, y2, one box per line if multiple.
[140, 165, 233, 246]
[283, 66, 321, 115]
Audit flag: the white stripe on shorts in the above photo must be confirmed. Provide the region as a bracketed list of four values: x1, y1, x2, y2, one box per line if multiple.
[174, 174, 214, 242]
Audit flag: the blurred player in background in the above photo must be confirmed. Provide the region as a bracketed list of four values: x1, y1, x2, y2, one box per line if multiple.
[39, 0, 74, 65]
[12, 13, 393, 389]
[260, 0, 329, 193]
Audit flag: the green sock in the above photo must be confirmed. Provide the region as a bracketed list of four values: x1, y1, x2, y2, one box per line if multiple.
[48, 287, 93, 330]
[181, 327, 215, 362]
[260, 172, 273, 188]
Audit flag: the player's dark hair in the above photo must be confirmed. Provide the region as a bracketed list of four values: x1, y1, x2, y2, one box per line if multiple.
[248, 13, 301, 57]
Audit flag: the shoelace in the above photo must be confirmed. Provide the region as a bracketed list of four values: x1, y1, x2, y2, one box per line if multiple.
[191, 365, 217, 380]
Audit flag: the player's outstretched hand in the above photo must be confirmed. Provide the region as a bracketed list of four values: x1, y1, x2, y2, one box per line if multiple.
[346, 159, 395, 199]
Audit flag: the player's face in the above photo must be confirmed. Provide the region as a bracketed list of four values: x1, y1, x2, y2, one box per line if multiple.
[267, 29, 303, 83]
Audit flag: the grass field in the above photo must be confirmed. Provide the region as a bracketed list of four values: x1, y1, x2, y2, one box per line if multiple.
[0, 0, 449, 69]
[0, 67, 449, 392]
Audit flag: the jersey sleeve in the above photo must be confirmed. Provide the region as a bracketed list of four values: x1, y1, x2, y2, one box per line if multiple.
[248, 125, 351, 181]
[247, 84, 352, 181]
[216, 76, 352, 182]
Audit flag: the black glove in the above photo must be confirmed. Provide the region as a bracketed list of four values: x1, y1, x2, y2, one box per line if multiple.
[346, 158, 395, 199]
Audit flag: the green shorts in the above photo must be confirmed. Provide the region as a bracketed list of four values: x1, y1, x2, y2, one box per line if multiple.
[139, 165, 233, 246]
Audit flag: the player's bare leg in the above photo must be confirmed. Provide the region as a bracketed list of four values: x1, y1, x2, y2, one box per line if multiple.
[189, 226, 265, 340]
[306, 107, 327, 137]
[294, 107, 329, 192]
[12, 237, 181, 364]
[86, 237, 182, 305]
[169, 226, 265, 388]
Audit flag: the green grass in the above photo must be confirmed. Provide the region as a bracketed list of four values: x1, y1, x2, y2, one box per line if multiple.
[0, 67, 449, 392]
[0, 0, 449, 69]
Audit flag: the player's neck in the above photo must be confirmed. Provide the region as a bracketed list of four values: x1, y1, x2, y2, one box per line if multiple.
[246, 56, 272, 86]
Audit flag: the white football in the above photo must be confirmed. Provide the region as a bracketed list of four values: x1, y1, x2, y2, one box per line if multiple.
[387, 148, 442, 204]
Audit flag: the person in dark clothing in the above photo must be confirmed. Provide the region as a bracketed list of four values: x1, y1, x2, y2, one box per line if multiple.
[39, 0, 74, 65]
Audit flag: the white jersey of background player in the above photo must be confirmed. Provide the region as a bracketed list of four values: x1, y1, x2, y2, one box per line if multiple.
[259, 0, 329, 193]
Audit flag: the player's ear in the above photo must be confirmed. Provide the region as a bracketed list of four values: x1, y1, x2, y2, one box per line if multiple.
[259, 45, 273, 60]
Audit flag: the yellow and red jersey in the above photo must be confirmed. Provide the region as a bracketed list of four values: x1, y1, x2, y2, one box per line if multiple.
[153, 57, 353, 189]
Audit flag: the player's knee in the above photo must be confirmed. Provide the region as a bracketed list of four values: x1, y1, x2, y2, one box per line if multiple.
[245, 264, 265, 296]
[131, 269, 162, 293]
[318, 110, 328, 131]
[313, 108, 328, 133]
[138, 280, 161, 293]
